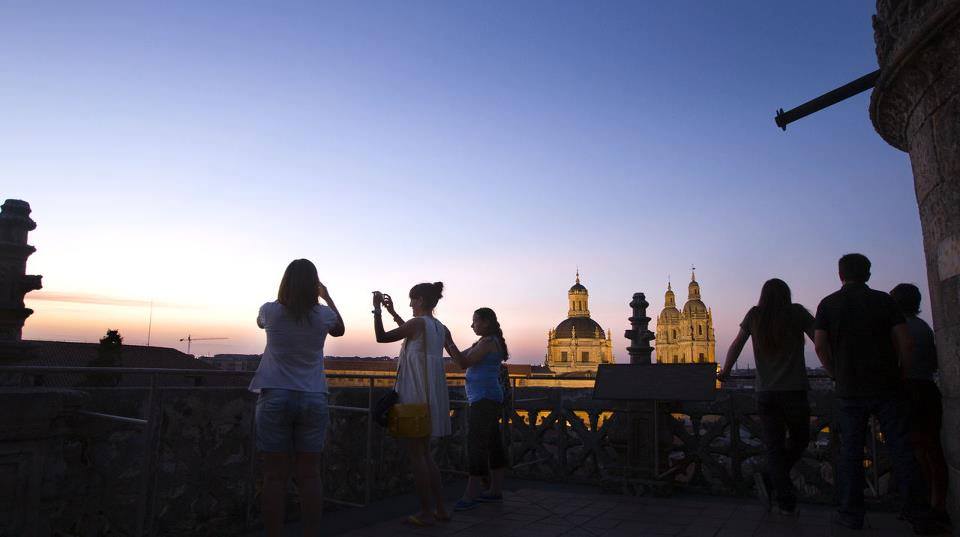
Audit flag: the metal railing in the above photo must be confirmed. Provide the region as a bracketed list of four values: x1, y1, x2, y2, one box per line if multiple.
[0, 365, 515, 535]
[1, 365, 897, 534]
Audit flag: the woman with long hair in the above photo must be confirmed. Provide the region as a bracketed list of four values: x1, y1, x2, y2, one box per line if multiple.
[719, 278, 814, 515]
[449, 307, 510, 511]
[249, 259, 345, 537]
[373, 282, 457, 526]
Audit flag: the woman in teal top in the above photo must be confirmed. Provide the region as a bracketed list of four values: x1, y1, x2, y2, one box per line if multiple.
[451, 307, 509, 511]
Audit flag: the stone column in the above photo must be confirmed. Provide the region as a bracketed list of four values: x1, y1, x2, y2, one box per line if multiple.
[625, 293, 655, 364]
[0, 199, 42, 344]
[871, 0, 960, 523]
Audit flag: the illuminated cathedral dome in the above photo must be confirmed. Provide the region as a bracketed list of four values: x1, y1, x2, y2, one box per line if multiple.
[553, 317, 606, 340]
[661, 282, 681, 321]
[683, 272, 708, 315]
[544, 271, 614, 373]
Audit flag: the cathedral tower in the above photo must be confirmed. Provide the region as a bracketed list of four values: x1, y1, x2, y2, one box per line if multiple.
[655, 269, 716, 364]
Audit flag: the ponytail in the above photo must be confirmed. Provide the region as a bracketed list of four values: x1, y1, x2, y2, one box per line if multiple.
[474, 307, 509, 361]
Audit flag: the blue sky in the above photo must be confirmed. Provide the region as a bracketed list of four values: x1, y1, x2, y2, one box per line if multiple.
[3, 2, 927, 365]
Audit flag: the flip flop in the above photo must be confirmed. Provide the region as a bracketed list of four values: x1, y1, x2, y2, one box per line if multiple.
[404, 515, 434, 527]
[476, 492, 503, 503]
[454, 499, 479, 511]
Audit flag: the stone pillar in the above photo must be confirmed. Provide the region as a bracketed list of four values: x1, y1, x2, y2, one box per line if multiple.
[625, 292, 655, 364]
[870, 0, 960, 523]
[0, 199, 42, 344]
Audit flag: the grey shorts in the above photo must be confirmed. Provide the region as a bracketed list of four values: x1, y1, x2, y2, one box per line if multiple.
[255, 389, 330, 453]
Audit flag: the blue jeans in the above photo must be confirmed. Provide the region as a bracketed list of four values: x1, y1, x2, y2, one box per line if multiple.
[836, 396, 924, 521]
[256, 389, 330, 453]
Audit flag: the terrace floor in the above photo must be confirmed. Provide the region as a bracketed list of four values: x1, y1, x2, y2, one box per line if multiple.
[261, 480, 935, 537]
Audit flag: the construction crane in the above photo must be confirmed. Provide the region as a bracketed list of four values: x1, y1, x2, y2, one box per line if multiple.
[179, 335, 228, 355]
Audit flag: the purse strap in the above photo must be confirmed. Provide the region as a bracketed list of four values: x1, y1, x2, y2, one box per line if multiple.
[421, 317, 430, 406]
[395, 317, 432, 406]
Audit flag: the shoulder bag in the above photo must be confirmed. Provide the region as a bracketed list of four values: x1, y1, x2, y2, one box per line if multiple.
[387, 320, 432, 438]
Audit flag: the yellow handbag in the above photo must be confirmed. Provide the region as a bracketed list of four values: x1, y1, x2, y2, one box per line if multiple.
[388, 322, 432, 438]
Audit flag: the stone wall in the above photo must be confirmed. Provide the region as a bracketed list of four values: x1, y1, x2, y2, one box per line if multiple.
[871, 0, 960, 524]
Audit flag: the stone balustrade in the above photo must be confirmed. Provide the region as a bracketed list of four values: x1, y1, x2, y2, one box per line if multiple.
[0, 372, 909, 536]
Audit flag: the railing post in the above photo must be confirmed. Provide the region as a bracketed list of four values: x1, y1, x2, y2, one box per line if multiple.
[364, 377, 374, 505]
[135, 373, 161, 537]
[245, 391, 258, 530]
[506, 376, 516, 468]
[728, 394, 743, 491]
[870, 417, 880, 498]
[652, 400, 659, 478]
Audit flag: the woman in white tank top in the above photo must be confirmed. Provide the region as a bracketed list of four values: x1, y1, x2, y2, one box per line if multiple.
[372, 282, 464, 527]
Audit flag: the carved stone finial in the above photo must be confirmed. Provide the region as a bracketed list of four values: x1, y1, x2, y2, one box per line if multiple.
[624, 292, 655, 365]
[0, 199, 43, 344]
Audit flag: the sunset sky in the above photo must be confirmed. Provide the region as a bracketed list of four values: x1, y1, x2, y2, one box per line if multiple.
[4, 2, 928, 366]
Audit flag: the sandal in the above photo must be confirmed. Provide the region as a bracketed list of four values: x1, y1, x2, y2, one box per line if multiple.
[404, 515, 434, 527]
[454, 499, 479, 511]
[476, 492, 503, 503]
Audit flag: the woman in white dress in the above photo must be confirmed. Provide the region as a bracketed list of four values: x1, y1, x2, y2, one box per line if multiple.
[373, 282, 460, 526]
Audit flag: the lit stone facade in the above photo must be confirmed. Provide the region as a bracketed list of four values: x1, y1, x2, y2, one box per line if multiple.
[654, 271, 716, 364]
[545, 273, 614, 374]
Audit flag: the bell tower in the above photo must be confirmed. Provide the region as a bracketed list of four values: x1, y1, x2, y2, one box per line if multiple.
[567, 269, 589, 318]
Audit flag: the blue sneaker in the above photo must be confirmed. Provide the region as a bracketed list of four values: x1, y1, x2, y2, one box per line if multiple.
[454, 499, 479, 511]
[476, 492, 503, 503]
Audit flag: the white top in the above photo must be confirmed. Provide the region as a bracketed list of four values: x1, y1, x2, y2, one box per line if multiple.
[249, 301, 340, 394]
[396, 316, 451, 437]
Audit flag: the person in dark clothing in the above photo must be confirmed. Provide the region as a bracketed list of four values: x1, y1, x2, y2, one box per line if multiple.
[719, 278, 814, 515]
[814, 254, 931, 533]
[889, 283, 950, 528]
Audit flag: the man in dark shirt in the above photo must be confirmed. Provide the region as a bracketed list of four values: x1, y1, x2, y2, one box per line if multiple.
[814, 254, 929, 532]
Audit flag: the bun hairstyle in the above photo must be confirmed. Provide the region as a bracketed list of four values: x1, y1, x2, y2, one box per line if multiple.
[474, 307, 509, 361]
[410, 282, 444, 310]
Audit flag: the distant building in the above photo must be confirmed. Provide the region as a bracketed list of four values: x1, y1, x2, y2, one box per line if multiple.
[544, 272, 614, 375]
[201, 353, 261, 372]
[655, 270, 716, 364]
[7, 340, 216, 386]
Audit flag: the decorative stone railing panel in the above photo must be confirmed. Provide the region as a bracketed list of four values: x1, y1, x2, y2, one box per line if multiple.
[1, 375, 907, 536]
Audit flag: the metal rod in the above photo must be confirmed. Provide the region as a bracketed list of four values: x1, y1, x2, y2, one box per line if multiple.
[870, 417, 880, 498]
[364, 377, 374, 506]
[77, 410, 148, 426]
[324, 498, 368, 509]
[135, 373, 159, 537]
[511, 457, 551, 469]
[775, 70, 879, 130]
[327, 404, 370, 413]
[652, 400, 659, 479]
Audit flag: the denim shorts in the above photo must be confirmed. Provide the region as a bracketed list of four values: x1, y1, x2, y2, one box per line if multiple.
[255, 389, 330, 453]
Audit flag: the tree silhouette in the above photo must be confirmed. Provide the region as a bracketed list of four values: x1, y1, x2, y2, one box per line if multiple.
[86, 329, 123, 386]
